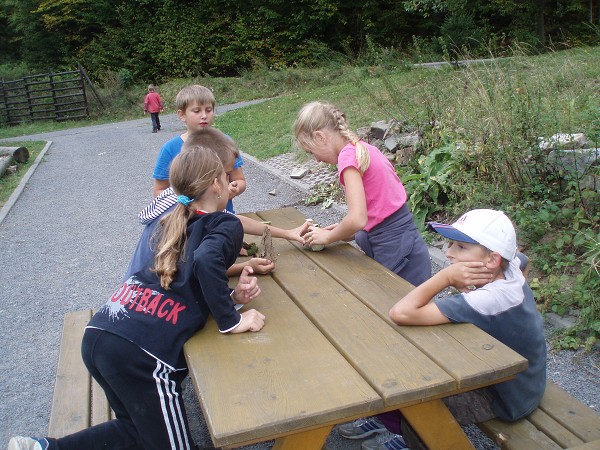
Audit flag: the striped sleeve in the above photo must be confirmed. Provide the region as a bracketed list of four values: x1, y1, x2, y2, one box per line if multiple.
[138, 187, 177, 225]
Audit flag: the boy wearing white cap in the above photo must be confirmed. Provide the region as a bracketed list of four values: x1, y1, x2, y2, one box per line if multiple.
[390, 209, 546, 440]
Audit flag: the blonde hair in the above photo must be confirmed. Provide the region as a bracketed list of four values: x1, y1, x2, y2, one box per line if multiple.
[176, 85, 216, 111]
[147, 84, 155, 92]
[183, 127, 240, 168]
[152, 148, 224, 289]
[293, 101, 370, 173]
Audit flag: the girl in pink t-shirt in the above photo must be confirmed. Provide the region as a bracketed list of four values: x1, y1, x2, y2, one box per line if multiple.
[294, 100, 431, 286]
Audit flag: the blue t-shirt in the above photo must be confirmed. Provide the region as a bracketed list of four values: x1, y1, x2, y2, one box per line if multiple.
[152, 135, 185, 180]
[435, 259, 547, 422]
[152, 134, 243, 213]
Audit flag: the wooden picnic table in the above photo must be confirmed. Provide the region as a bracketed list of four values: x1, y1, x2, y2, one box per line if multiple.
[183, 207, 528, 450]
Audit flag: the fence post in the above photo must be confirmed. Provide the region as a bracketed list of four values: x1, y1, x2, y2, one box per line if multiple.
[78, 64, 103, 108]
[0, 79, 7, 126]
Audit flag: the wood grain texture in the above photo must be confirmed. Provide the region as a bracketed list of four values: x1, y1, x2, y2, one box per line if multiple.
[401, 399, 476, 449]
[478, 382, 600, 450]
[48, 310, 92, 437]
[539, 382, 600, 443]
[183, 207, 530, 449]
[184, 275, 380, 448]
[255, 207, 527, 390]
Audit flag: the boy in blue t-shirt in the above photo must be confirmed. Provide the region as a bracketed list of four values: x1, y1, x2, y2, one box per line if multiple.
[152, 84, 246, 213]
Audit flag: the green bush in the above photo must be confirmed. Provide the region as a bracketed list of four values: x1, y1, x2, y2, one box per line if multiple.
[372, 45, 600, 349]
[0, 62, 32, 81]
[118, 69, 134, 89]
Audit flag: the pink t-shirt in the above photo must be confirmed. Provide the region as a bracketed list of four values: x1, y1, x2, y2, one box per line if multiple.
[337, 141, 407, 231]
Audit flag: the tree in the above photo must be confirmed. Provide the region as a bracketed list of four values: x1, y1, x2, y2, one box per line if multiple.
[0, 0, 65, 70]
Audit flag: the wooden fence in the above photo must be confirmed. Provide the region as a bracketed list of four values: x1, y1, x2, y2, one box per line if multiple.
[0, 68, 90, 126]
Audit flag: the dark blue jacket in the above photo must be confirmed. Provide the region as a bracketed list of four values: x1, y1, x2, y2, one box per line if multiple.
[89, 212, 243, 369]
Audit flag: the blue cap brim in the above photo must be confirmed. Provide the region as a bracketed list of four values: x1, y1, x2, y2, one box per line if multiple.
[428, 222, 479, 244]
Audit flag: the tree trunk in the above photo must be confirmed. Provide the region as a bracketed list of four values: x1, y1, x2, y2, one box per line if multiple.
[0, 155, 14, 177]
[534, 0, 547, 46]
[0, 146, 29, 163]
[0, 146, 29, 177]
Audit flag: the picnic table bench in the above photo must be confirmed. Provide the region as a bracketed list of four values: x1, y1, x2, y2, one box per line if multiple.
[47, 207, 600, 450]
[48, 310, 111, 437]
[478, 381, 600, 449]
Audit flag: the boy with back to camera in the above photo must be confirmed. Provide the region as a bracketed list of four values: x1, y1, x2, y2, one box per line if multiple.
[152, 85, 246, 213]
[143, 84, 164, 133]
[380, 209, 546, 449]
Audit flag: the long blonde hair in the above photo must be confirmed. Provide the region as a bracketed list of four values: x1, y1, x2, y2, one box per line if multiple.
[293, 101, 370, 173]
[153, 148, 224, 289]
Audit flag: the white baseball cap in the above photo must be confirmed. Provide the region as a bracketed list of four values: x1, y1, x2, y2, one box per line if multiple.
[429, 209, 517, 261]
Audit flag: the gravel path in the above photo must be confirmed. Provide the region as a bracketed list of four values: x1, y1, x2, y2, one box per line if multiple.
[1, 105, 598, 450]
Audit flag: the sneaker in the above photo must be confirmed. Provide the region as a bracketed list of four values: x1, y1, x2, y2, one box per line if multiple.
[338, 416, 387, 439]
[8, 437, 49, 450]
[361, 431, 407, 450]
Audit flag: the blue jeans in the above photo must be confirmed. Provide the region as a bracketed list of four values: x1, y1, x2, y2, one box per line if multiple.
[150, 113, 161, 131]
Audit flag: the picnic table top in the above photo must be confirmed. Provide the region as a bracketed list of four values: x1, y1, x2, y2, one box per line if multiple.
[184, 207, 528, 449]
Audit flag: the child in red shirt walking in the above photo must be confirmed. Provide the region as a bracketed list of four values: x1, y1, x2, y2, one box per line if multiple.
[144, 84, 164, 133]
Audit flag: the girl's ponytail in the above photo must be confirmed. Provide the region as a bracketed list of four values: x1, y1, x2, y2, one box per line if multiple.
[353, 141, 370, 174]
[334, 109, 370, 174]
[152, 204, 193, 289]
[152, 148, 223, 289]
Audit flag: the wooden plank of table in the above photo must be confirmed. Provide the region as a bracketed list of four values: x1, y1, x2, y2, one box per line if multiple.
[311, 241, 526, 386]
[567, 441, 600, 450]
[480, 418, 563, 449]
[184, 272, 381, 448]
[261, 230, 455, 406]
[241, 211, 456, 403]
[256, 207, 528, 391]
[528, 408, 584, 448]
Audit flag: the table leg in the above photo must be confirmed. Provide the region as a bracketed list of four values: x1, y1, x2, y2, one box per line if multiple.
[271, 425, 333, 450]
[400, 399, 475, 450]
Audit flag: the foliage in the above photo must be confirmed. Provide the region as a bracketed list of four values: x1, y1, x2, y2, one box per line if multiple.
[399, 142, 461, 228]
[352, 45, 600, 348]
[1, 0, 598, 79]
[117, 69, 133, 89]
[305, 181, 345, 209]
[0, 62, 33, 81]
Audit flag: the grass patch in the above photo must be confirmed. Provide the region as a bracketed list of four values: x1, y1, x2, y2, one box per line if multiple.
[0, 141, 46, 207]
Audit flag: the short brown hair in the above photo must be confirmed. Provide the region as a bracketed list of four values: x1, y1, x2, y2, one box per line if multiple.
[176, 85, 215, 111]
[182, 128, 239, 169]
